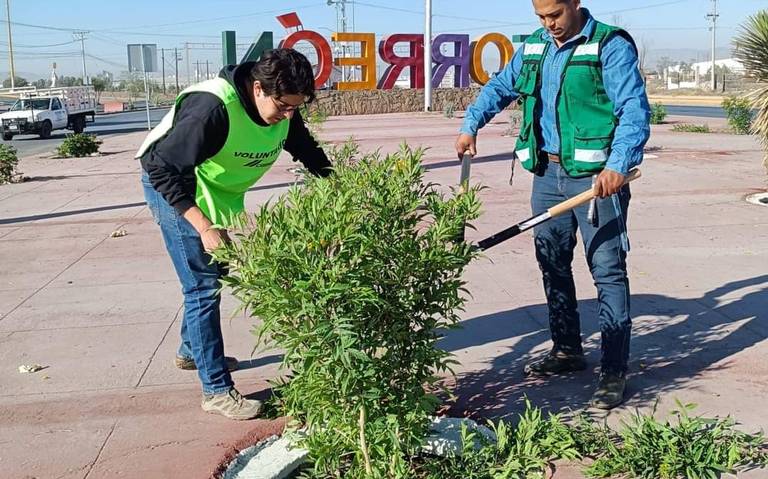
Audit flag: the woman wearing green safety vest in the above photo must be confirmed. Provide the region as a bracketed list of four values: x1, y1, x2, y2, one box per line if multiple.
[137, 49, 331, 420]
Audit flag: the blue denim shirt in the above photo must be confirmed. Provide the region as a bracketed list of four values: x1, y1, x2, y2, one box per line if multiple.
[460, 9, 651, 175]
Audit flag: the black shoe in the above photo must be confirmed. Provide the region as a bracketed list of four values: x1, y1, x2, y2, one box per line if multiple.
[523, 350, 587, 377]
[591, 372, 627, 410]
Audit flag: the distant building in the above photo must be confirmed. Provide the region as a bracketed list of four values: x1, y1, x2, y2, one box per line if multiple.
[665, 58, 745, 89]
[667, 58, 745, 75]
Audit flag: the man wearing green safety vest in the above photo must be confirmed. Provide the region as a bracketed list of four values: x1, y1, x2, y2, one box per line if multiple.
[138, 49, 331, 420]
[456, 0, 650, 409]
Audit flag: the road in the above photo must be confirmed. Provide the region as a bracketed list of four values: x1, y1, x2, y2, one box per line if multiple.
[665, 105, 725, 118]
[2, 108, 171, 158]
[2, 105, 727, 159]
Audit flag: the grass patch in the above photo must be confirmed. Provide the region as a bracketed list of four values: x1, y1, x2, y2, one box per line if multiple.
[577, 401, 768, 479]
[672, 123, 711, 133]
[413, 400, 580, 479]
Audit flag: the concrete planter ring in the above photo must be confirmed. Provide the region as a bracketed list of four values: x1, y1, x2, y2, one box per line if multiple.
[219, 417, 496, 479]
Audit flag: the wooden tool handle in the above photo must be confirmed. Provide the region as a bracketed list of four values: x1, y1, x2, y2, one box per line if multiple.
[548, 169, 642, 217]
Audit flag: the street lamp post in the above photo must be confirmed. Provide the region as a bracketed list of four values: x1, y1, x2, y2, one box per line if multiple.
[424, 0, 432, 111]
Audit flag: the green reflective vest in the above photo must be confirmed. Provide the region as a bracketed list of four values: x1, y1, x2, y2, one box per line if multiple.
[137, 78, 289, 227]
[514, 22, 632, 177]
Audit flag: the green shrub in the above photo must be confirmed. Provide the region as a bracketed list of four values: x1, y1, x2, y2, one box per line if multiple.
[0, 143, 19, 184]
[672, 123, 711, 133]
[578, 400, 768, 479]
[55, 133, 102, 158]
[650, 102, 667, 125]
[722, 96, 754, 135]
[300, 104, 329, 140]
[443, 103, 456, 119]
[216, 142, 481, 478]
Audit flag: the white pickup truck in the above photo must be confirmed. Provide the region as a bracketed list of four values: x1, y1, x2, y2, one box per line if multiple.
[0, 86, 97, 140]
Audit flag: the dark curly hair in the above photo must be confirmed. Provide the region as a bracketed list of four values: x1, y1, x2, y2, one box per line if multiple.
[249, 48, 316, 103]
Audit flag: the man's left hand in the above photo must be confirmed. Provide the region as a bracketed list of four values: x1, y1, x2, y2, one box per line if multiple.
[593, 169, 625, 198]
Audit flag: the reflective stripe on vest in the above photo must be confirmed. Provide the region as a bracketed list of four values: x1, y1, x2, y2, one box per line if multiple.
[524, 43, 547, 56]
[572, 43, 600, 59]
[574, 148, 609, 163]
[513, 22, 630, 177]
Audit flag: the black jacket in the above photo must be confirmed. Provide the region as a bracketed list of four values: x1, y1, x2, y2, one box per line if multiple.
[140, 62, 331, 213]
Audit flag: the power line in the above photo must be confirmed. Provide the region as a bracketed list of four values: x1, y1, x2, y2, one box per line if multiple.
[8, 20, 82, 32]
[354, 1, 529, 25]
[0, 52, 80, 59]
[97, 3, 324, 31]
[598, 0, 694, 16]
[0, 39, 77, 48]
[85, 53, 127, 69]
[354, 0, 694, 28]
[7, 20, 220, 38]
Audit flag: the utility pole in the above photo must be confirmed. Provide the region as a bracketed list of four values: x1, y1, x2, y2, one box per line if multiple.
[73, 31, 89, 85]
[185, 42, 191, 87]
[424, 0, 433, 111]
[4, 0, 15, 89]
[707, 0, 719, 90]
[161, 48, 166, 94]
[339, 0, 347, 81]
[174, 48, 180, 93]
[327, 0, 350, 82]
[139, 44, 151, 130]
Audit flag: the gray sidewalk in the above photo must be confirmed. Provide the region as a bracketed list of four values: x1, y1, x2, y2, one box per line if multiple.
[0, 113, 766, 478]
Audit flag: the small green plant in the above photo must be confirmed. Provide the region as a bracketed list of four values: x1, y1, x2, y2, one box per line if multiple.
[722, 96, 754, 135]
[650, 102, 668, 125]
[56, 133, 102, 158]
[0, 143, 19, 184]
[443, 103, 456, 119]
[672, 123, 711, 133]
[217, 141, 482, 479]
[300, 103, 329, 140]
[577, 400, 768, 479]
[416, 399, 581, 479]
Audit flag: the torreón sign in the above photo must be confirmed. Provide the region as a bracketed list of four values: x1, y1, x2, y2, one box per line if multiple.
[222, 13, 528, 91]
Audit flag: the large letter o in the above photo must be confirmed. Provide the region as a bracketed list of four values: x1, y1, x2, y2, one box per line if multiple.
[470, 33, 514, 85]
[280, 31, 333, 89]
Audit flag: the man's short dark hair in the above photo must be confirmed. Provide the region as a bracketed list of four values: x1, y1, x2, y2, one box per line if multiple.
[250, 48, 316, 103]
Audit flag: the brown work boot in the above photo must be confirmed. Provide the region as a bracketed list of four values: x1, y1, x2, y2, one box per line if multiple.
[175, 355, 239, 371]
[591, 372, 627, 410]
[201, 387, 263, 420]
[524, 350, 587, 377]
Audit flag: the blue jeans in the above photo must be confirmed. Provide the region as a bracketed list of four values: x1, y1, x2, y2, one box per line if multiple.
[531, 162, 631, 375]
[141, 172, 233, 395]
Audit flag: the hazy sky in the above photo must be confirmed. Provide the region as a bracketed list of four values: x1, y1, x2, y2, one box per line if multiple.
[2, 0, 765, 79]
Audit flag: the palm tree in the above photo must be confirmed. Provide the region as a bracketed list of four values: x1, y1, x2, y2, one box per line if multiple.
[733, 10, 768, 176]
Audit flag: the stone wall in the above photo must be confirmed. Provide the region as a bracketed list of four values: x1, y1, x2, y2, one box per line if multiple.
[313, 88, 490, 116]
